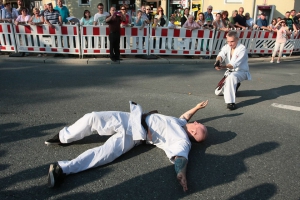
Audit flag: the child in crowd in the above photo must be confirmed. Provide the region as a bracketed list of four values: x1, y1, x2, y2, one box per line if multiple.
[168, 17, 176, 29]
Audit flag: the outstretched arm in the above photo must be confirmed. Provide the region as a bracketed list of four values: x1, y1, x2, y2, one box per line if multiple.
[174, 156, 188, 192]
[180, 100, 208, 121]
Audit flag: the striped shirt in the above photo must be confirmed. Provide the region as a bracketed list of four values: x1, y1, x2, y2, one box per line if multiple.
[44, 9, 61, 24]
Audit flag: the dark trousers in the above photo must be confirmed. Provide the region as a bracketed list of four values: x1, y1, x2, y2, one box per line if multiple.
[109, 32, 120, 60]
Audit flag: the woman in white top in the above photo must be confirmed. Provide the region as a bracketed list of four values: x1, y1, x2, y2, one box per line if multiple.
[14, 7, 30, 25]
[270, 19, 291, 63]
[29, 7, 44, 25]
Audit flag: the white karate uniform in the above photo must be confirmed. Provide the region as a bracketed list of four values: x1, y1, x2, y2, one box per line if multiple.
[58, 102, 191, 175]
[217, 43, 252, 103]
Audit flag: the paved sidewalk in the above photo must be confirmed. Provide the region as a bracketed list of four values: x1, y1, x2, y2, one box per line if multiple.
[1, 52, 300, 65]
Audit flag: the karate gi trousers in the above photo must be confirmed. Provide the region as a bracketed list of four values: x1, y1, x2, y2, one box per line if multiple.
[222, 71, 248, 104]
[57, 111, 141, 175]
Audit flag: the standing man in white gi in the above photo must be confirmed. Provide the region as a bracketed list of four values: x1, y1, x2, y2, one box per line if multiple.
[214, 31, 251, 110]
[45, 100, 208, 191]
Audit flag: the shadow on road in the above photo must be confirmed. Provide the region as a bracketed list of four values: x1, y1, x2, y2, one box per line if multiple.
[237, 85, 300, 108]
[0, 123, 280, 199]
[0, 122, 65, 144]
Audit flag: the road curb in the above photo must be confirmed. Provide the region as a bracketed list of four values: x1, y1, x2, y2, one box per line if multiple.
[1, 54, 300, 65]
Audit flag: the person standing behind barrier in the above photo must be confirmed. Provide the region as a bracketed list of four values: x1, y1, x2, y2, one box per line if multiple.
[144, 6, 152, 24]
[181, 8, 190, 27]
[120, 4, 130, 53]
[256, 13, 269, 31]
[16, 0, 29, 15]
[29, 7, 44, 25]
[44, 2, 62, 27]
[183, 15, 200, 30]
[54, 0, 69, 24]
[221, 11, 235, 29]
[154, 7, 167, 27]
[0, 0, 4, 9]
[14, 7, 30, 25]
[245, 13, 254, 29]
[28, 7, 44, 57]
[214, 30, 251, 110]
[204, 5, 214, 22]
[196, 12, 205, 27]
[229, 10, 237, 26]
[270, 19, 291, 64]
[93, 3, 109, 25]
[168, 17, 176, 29]
[133, 10, 145, 28]
[1, 3, 18, 22]
[40, 4, 48, 17]
[234, 7, 249, 30]
[213, 13, 229, 31]
[268, 18, 278, 32]
[80, 10, 93, 25]
[293, 12, 300, 30]
[106, 6, 126, 62]
[284, 11, 297, 32]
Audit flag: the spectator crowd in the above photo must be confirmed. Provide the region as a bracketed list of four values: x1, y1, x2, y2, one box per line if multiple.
[0, 1, 299, 60]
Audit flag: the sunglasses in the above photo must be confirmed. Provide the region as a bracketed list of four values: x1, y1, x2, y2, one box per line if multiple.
[146, 9, 150, 10]
[208, 9, 212, 10]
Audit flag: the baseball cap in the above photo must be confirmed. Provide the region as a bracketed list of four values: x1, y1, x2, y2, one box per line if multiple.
[46, 1, 52, 5]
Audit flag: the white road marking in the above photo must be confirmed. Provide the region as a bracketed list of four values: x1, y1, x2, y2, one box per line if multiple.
[271, 103, 300, 112]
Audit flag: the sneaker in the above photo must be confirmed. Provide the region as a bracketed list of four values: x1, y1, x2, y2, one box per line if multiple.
[227, 103, 236, 110]
[37, 54, 42, 57]
[45, 133, 61, 145]
[270, 60, 273, 63]
[48, 163, 65, 188]
[277, 60, 280, 63]
[236, 82, 241, 93]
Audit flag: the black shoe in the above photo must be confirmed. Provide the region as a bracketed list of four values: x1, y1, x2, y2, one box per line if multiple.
[48, 163, 65, 188]
[116, 58, 123, 60]
[227, 103, 236, 110]
[110, 58, 117, 62]
[236, 82, 241, 93]
[45, 134, 61, 145]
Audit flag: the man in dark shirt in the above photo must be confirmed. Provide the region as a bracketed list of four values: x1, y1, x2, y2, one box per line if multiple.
[284, 11, 296, 31]
[106, 7, 126, 62]
[234, 7, 249, 29]
[293, 12, 300, 30]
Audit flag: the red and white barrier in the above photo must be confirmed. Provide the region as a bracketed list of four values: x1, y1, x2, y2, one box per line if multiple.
[2, 22, 300, 58]
[149, 28, 214, 56]
[81, 25, 149, 57]
[14, 24, 80, 55]
[291, 31, 300, 53]
[0, 23, 17, 52]
[212, 30, 258, 55]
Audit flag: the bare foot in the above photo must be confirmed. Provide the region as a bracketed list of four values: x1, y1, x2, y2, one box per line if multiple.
[177, 172, 188, 192]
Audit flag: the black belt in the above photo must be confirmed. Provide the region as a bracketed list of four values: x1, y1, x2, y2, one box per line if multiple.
[141, 110, 158, 132]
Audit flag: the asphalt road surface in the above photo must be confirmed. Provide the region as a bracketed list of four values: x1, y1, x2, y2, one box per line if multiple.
[0, 60, 299, 200]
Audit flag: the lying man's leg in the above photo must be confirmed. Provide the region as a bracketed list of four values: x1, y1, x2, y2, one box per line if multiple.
[48, 131, 140, 187]
[45, 111, 129, 145]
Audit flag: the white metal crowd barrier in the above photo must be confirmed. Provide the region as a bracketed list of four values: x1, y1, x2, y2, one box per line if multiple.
[81, 25, 149, 57]
[149, 27, 215, 56]
[0, 22, 17, 53]
[1, 22, 300, 58]
[13, 24, 80, 56]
